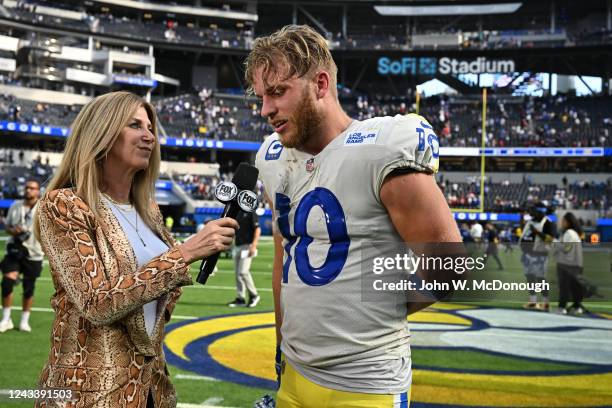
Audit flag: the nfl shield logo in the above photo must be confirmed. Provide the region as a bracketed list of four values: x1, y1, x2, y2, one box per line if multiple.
[305, 158, 315, 172]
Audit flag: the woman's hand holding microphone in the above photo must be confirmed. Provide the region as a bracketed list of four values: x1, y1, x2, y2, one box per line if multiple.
[178, 218, 239, 264]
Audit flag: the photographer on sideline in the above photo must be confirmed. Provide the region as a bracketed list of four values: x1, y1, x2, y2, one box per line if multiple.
[0, 178, 43, 333]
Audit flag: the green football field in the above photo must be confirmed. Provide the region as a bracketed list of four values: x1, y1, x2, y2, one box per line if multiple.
[0, 235, 611, 407]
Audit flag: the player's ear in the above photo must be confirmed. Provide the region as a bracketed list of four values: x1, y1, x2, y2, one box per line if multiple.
[314, 71, 330, 99]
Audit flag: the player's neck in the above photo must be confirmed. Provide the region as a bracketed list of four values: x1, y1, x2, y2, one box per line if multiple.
[300, 105, 352, 156]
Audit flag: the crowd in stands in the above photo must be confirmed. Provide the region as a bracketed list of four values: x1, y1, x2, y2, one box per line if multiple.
[154, 89, 268, 142]
[6, 1, 253, 49]
[175, 172, 226, 201]
[0, 143, 607, 216]
[352, 94, 610, 148]
[2, 89, 610, 148]
[436, 175, 610, 213]
[0, 94, 78, 127]
[4, 1, 610, 51]
[166, 163, 610, 214]
[0, 151, 54, 199]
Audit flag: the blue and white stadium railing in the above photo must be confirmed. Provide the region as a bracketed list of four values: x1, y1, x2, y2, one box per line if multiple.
[0, 121, 609, 156]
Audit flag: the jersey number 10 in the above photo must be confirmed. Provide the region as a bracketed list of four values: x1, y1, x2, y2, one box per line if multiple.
[276, 188, 350, 286]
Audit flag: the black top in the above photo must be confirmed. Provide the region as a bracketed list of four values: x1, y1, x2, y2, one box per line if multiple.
[486, 228, 498, 244]
[235, 210, 260, 246]
[521, 217, 554, 255]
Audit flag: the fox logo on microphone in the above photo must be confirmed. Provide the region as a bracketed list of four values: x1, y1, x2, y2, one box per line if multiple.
[214, 181, 238, 202]
[237, 190, 258, 212]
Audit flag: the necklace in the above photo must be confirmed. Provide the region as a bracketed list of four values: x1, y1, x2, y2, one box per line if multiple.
[102, 192, 132, 207]
[102, 194, 147, 247]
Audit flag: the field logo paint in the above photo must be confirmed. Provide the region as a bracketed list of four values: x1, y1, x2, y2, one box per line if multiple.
[164, 307, 612, 406]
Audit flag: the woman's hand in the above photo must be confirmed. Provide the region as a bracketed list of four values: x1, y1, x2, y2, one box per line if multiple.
[179, 218, 239, 264]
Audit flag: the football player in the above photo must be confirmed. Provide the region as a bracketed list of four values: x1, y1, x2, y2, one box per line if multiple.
[247, 25, 461, 407]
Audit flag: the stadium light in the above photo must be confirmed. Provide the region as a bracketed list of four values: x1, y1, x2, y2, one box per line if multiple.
[375, 3, 522, 16]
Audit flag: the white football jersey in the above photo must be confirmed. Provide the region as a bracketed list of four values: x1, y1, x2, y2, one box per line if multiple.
[255, 114, 439, 393]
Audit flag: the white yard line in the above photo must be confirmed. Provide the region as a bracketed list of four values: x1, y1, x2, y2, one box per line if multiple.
[175, 374, 219, 382]
[8, 306, 197, 321]
[183, 285, 272, 292]
[170, 314, 199, 320]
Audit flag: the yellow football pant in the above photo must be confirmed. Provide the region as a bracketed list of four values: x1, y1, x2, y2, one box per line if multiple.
[277, 359, 410, 408]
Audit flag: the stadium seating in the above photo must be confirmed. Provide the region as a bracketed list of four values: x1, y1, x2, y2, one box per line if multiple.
[2, 90, 610, 147]
[3, 0, 609, 51]
[3, 1, 253, 50]
[437, 178, 609, 212]
[154, 91, 268, 142]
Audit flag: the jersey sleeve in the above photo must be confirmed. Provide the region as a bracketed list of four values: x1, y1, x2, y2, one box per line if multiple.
[255, 135, 282, 228]
[373, 114, 440, 200]
[254, 134, 277, 194]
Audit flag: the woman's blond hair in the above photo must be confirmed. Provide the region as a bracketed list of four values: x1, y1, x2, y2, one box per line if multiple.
[244, 25, 337, 96]
[36, 91, 160, 233]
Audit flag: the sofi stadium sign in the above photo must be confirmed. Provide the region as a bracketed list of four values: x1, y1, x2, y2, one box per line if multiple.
[377, 57, 515, 75]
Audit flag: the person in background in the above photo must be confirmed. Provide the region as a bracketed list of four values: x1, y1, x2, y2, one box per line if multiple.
[483, 223, 504, 270]
[227, 209, 261, 308]
[0, 178, 43, 333]
[555, 212, 586, 315]
[520, 205, 554, 312]
[33, 91, 238, 408]
[460, 223, 474, 243]
[470, 221, 483, 243]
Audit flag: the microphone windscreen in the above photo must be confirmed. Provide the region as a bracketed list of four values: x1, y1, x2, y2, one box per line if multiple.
[232, 162, 259, 192]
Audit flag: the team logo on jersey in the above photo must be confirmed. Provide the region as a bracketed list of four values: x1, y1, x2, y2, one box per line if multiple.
[265, 140, 284, 160]
[344, 130, 379, 145]
[305, 158, 315, 172]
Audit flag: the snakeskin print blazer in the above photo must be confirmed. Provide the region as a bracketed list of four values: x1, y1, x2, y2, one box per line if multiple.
[34, 189, 193, 408]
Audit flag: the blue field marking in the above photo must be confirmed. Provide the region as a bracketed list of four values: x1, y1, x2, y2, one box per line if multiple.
[164, 306, 612, 399]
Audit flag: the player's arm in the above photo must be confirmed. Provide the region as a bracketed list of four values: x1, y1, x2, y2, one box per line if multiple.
[380, 171, 462, 315]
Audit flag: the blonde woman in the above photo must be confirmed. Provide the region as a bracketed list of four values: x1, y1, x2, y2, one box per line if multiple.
[34, 91, 238, 408]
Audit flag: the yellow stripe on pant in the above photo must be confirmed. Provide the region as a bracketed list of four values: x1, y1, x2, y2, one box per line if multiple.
[277, 358, 410, 408]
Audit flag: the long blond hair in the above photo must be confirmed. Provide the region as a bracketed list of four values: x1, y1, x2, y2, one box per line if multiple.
[37, 91, 160, 232]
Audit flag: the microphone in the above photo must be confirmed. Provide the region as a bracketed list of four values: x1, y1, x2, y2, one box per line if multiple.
[196, 163, 259, 284]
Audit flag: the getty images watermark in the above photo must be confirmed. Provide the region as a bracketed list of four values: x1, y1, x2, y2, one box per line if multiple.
[371, 252, 549, 294]
[356, 242, 607, 303]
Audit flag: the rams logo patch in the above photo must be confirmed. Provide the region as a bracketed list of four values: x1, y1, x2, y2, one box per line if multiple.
[344, 130, 379, 145]
[265, 140, 284, 161]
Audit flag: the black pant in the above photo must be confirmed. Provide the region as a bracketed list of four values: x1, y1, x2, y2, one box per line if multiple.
[484, 246, 503, 269]
[557, 263, 583, 308]
[147, 391, 155, 408]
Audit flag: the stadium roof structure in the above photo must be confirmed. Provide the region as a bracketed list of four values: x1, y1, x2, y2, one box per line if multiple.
[89, 0, 258, 21]
[374, 2, 523, 16]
